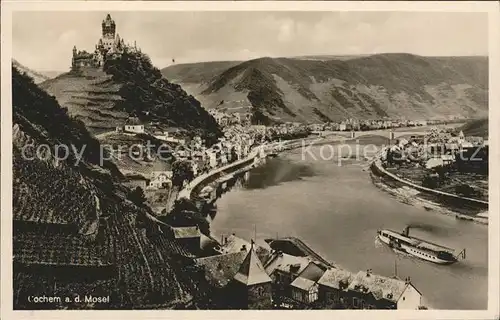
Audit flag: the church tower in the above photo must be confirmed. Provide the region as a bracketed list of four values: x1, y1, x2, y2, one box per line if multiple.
[101, 14, 116, 52]
[231, 241, 273, 309]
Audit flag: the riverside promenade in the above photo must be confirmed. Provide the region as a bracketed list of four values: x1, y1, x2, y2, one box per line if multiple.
[176, 138, 309, 201]
[176, 135, 348, 201]
[177, 146, 263, 200]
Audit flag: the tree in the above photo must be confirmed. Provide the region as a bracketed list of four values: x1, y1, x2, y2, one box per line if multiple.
[171, 198, 199, 215]
[422, 173, 439, 188]
[455, 184, 478, 197]
[164, 198, 210, 235]
[128, 187, 147, 207]
[386, 149, 394, 166]
[172, 160, 194, 187]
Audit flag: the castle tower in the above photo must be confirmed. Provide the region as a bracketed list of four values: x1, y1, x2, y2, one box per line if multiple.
[71, 45, 78, 70]
[101, 14, 116, 52]
[231, 241, 272, 309]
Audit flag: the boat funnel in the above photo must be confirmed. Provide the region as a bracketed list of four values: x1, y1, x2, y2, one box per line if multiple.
[402, 226, 410, 237]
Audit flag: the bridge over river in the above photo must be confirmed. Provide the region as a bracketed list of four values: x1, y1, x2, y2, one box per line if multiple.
[312, 128, 429, 140]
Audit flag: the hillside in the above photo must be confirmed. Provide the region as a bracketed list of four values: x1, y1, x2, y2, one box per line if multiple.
[459, 118, 488, 138]
[12, 59, 58, 84]
[41, 49, 222, 143]
[161, 54, 488, 124]
[12, 67, 209, 309]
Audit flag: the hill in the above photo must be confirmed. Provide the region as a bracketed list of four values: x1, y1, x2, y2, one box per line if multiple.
[41, 49, 222, 143]
[459, 118, 488, 138]
[161, 54, 488, 124]
[12, 67, 209, 309]
[12, 59, 58, 84]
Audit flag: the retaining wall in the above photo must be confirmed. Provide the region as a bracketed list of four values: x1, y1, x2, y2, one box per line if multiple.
[371, 159, 488, 209]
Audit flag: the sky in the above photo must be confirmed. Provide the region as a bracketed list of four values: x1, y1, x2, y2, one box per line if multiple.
[12, 11, 488, 72]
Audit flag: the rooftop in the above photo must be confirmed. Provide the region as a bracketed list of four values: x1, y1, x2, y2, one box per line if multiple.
[220, 234, 273, 264]
[124, 118, 143, 126]
[264, 252, 312, 276]
[347, 271, 410, 303]
[173, 226, 200, 239]
[195, 251, 247, 288]
[291, 277, 317, 291]
[233, 243, 272, 286]
[317, 268, 353, 290]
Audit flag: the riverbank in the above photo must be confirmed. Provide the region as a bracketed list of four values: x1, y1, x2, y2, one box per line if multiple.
[370, 160, 488, 225]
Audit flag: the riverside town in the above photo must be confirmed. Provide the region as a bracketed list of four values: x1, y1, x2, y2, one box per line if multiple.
[8, 10, 491, 313]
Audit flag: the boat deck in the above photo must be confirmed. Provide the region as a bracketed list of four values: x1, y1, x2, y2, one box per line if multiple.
[383, 229, 455, 253]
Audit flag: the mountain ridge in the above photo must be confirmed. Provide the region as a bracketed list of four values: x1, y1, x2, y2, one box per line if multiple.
[162, 53, 488, 124]
[12, 59, 59, 84]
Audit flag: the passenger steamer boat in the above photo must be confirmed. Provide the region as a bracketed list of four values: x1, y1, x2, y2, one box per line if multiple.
[377, 226, 466, 265]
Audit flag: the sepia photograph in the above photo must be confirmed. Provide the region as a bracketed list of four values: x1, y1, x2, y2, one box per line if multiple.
[1, 1, 499, 319]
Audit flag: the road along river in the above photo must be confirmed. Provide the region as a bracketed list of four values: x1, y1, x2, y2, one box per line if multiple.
[210, 138, 488, 310]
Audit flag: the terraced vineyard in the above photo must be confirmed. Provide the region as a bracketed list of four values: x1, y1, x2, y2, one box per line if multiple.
[40, 70, 129, 134]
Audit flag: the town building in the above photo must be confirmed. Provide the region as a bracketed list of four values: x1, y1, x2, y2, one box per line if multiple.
[148, 171, 173, 189]
[441, 154, 455, 166]
[317, 267, 353, 308]
[172, 226, 201, 255]
[290, 276, 319, 305]
[264, 251, 325, 303]
[345, 270, 422, 309]
[195, 251, 248, 308]
[231, 242, 273, 309]
[123, 118, 145, 134]
[195, 241, 273, 309]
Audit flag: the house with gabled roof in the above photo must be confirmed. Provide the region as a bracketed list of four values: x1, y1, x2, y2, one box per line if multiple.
[344, 270, 422, 309]
[263, 250, 326, 305]
[195, 240, 273, 309]
[123, 118, 145, 134]
[317, 267, 353, 308]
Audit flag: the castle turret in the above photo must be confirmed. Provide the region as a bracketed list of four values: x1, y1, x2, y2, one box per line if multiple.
[101, 14, 116, 38]
[71, 46, 78, 70]
[101, 14, 116, 52]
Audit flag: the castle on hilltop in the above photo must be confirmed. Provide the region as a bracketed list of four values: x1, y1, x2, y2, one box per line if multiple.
[71, 14, 138, 71]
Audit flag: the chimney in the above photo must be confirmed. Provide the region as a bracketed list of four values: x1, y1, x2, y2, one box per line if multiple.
[241, 245, 247, 252]
[366, 269, 372, 277]
[405, 276, 411, 284]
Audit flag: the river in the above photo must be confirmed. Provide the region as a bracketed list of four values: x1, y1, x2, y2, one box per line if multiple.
[210, 139, 488, 310]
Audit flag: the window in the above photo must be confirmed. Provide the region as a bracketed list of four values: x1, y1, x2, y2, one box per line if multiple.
[353, 297, 359, 308]
[325, 291, 332, 301]
[258, 287, 266, 297]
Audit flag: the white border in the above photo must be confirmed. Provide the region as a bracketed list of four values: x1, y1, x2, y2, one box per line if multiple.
[1, 1, 499, 320]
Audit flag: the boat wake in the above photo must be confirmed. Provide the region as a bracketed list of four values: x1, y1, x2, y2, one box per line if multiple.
[374, 236, 384, 248]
